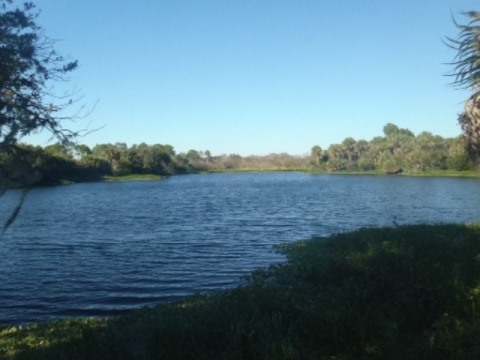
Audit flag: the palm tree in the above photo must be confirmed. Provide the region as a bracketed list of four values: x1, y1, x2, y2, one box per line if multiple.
[311, 145, 323, 166]
[447, 11, 480, 160]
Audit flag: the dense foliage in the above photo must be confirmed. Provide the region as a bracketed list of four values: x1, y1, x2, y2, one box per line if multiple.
[0, 123, 476, 186]
[0, 1, 79, 187]
[0, 142, 312, 185]
[311, 123, 476, 173]
[2, 224, 480, 359]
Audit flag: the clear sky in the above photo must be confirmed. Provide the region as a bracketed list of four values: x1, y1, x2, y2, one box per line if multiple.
[27, 0, 479, 156]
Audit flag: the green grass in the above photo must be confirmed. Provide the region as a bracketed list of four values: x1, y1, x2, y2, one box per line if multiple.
[309, 169, 480, 178]
[401, 169, 480, 178]
[101, 174, 165, 182]
[209, 167, 311, 173]
[2, 224, 480, 359]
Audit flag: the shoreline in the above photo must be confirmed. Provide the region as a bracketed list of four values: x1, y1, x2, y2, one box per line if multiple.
[2, 223, 480, 359]
[2, 168, 479, 189]
[1, 169, 479, 191]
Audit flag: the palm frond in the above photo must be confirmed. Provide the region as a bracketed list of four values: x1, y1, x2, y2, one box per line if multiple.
[446, 12, 480, 90]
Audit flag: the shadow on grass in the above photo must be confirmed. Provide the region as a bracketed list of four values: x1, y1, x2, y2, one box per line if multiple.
[2, 224, 480, 359]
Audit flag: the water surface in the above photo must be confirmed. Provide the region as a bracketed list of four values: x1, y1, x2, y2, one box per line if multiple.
[1, 173, 479, 323]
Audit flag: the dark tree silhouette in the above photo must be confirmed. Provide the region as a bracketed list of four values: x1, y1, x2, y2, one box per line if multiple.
[0, 1, 80, 235]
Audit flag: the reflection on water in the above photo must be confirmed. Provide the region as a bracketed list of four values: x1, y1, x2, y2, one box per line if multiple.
[0, 173, 479, 323]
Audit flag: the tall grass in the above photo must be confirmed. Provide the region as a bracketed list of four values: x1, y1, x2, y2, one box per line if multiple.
[2, 224, 480, 359]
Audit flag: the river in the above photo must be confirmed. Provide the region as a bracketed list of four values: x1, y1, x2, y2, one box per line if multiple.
[1, 172, 479, 323]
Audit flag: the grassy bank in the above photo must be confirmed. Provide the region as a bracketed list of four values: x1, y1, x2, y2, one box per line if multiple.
[101, 174, 165, 182]
[121, 169, 480, 179]
[401, 169, 480, 178]
[308, 169, 480, 178]
[2, 224, 480, 359]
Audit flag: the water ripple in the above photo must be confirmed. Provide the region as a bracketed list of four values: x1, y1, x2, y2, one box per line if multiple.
[1, 173, 480, 323]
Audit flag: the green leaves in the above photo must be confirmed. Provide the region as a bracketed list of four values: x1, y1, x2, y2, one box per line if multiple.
[0, 1, 79, 150]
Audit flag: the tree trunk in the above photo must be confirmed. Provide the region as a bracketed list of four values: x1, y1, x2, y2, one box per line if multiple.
[459, 92, 480, 164]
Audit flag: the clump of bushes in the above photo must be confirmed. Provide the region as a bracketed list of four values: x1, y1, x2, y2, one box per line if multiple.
[2, 224, 480, 359]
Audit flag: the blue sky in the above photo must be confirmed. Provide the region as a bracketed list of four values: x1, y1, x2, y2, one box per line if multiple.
[27, 0, 479, 156]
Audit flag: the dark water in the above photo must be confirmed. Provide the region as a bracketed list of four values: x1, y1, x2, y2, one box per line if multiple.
[1, 172, 480, 324]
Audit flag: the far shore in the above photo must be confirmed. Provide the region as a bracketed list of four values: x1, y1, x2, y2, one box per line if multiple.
[2, 169, 479, 190]
[103, 168, 480, 181]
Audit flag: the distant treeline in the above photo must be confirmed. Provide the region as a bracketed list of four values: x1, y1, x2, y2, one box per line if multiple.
[0, 142, 310, 186]
[311, 123, 477, 173]
[0, 123, 477, 186]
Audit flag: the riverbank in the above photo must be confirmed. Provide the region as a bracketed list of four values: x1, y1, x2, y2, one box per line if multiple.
[199, 168, 480, 178]
[101, 168, 480, 182]
[3, 168, 479, 190]
[2, 224, 480, 359]
[309, 168, 480, 178]
[102, 174, 165, 182]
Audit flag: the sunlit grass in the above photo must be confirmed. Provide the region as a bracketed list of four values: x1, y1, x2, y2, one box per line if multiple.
[2, 224, 480, 359]
[0, 318, 109, 359]
[102, 174, 164, 182]
[310, 169, 480, 178]
[402, 169, 480, 178]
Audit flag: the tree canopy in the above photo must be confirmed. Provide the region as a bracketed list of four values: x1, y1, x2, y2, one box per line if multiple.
[0, 122, 473, 189]
[0, 1, 78, 151]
